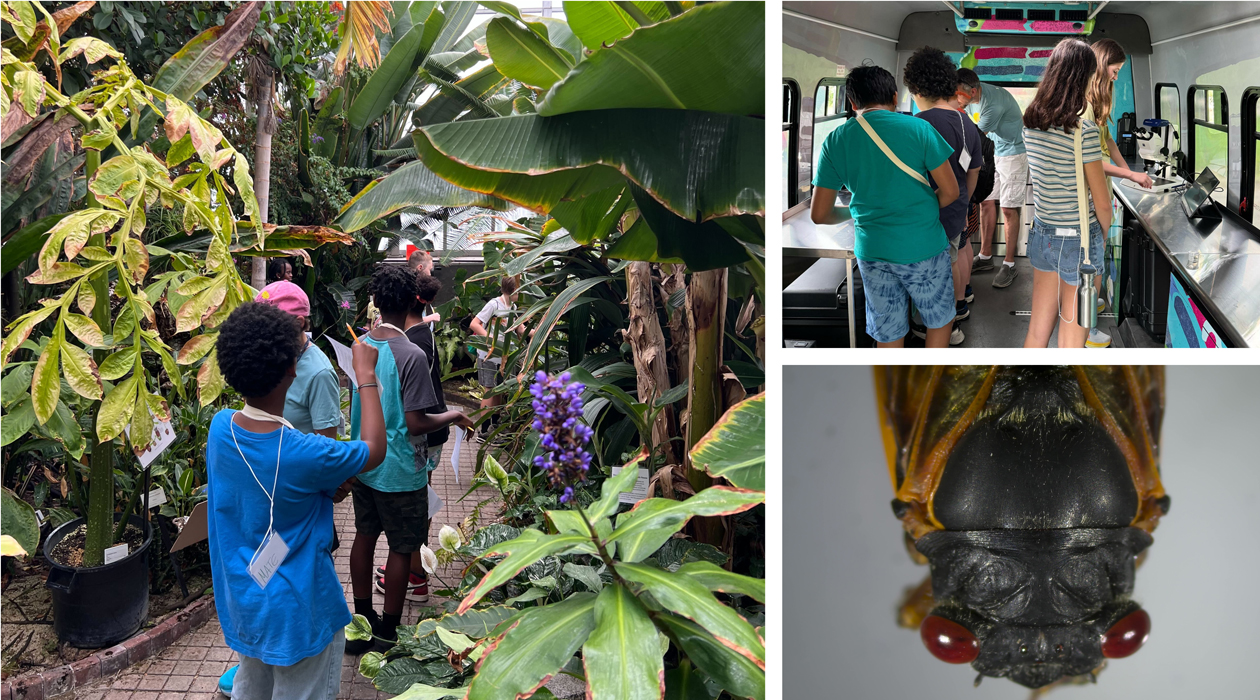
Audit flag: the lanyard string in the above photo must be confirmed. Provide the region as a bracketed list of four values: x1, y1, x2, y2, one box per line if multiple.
[230, 407, 286, 569]
[377, 322, 407, 334]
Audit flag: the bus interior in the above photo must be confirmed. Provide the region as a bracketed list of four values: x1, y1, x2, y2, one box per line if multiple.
[782, 1, 1260, 348]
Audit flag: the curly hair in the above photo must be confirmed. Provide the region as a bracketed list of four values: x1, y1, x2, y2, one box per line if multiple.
[415, 274, 442, 305]
[904, 46, 959, 100]
[215, 303, 304, 398]
[370, 263, 421, 315]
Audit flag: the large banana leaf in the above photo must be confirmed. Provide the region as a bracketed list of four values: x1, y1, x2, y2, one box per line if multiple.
[414, 129, 625, 215]
[418, 110, 763, 221]
[332, 159, 511, 233]
[689, 392, 764, 490]
[540, 1, 762, 117]
[549, 184, 628, 244]
[625, 184, 749, 271]
[608, 486, 763, 562]
[2, 212, 70, 275]
[347, 7, 444, 130]
[430, 1, 479, 54]
[1, 154, 83, 238]
[563, 1, 639, 50]
[582, 583, 664, 700]
[485, 16, 571, 90]
[413, 64, 511, 127]
[467, 593, 598, 700]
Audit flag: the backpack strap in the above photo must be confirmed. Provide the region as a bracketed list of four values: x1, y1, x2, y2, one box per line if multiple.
[856, 113, 932, 189]
[1072, 121, 1091, 265]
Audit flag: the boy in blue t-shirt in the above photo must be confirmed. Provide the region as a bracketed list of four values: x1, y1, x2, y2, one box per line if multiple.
[811, 65, 960, 348]
[206, 303, 387, 699]
[346, 265, 474, 655]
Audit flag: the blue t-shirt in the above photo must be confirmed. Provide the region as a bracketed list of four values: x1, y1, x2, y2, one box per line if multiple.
[916, 107, 984, 238]
[349, 333, 437, 493]
[284, 342, 342, 434]
[205, 410, 368, 665]
[976, 82, 1026, 156]
[813, 109, 954, 264]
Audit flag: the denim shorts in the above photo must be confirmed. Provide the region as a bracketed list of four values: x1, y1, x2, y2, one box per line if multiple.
[856, 249, 955, 343]
[1027, 217, 1105, 286]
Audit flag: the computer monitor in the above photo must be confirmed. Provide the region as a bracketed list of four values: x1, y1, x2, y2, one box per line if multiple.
[1180, 167, 1221, 219]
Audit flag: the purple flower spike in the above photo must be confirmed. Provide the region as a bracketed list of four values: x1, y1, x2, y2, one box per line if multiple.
[529, 371, 594, 504]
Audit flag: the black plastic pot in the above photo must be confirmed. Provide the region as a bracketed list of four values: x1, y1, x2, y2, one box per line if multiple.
[43, 514, 153, 648]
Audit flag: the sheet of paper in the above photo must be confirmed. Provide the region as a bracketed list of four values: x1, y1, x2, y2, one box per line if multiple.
[611, 467, 650, 504]
[125, 413, 176, 468]
[428, 486, 444, 518]
[328, 337, 358, 387]
[104, 543, 129, 564]
[147, 487, 167, 509]
[450, 426, 463, 485]
[170, 502, 208, 553]
[248, 530, 290, 589]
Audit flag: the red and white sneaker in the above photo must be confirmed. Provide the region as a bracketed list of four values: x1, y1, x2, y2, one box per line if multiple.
[374, 570, 430, 602]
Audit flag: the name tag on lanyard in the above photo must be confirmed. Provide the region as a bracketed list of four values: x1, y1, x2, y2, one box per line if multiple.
[248, 529, 290, 589]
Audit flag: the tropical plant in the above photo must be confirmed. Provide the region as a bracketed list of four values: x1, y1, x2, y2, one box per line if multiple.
[0, 0, 349, 567]
[352, 376, 766, 700]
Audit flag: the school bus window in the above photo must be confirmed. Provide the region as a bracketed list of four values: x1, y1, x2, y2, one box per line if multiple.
[1155, 83, 1180, 148]
[1242, 87, 1259, 223]
[1188, 84, 1229, 208]
[813, 78, 847, 182]
[783, 80, 801, 212]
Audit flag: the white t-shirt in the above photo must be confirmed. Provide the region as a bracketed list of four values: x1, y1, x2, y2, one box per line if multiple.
[475, 296, 514, 360]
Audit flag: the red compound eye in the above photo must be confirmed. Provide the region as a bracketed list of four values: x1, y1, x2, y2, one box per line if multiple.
[1101, 609, 1150, 659]
[920, 615, 980, 664]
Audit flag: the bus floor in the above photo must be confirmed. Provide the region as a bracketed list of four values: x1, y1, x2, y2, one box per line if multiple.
[903, 254, 1123, 348]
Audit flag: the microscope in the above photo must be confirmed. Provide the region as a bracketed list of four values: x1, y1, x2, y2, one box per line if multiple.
[1127, 118, 1185, 193]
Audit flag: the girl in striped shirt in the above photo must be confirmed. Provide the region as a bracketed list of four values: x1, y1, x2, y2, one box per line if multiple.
[1021, 38, 1113, 348]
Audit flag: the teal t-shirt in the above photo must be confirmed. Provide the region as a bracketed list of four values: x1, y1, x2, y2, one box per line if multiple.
[977, 82, 1026, 156]
[349, 333, 437, 492]
[813, 110, 954, 264]
[284, 342, 342, 434]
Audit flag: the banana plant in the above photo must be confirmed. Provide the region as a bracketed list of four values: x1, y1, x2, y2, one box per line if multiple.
[0, 2, 336, 567]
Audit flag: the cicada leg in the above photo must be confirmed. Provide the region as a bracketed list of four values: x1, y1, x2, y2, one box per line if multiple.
[896, 573, 935, 630]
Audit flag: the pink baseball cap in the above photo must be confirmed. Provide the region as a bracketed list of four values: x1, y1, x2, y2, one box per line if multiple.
[254, 280, 310, 317]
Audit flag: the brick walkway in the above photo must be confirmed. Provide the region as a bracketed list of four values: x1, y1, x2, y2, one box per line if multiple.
[73, 432, 498, 700]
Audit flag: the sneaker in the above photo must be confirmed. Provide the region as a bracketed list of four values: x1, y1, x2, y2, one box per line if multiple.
[910, 319, 928, 340]
[344, 610, 381, 656]
[992, 264, 1018, 288]
[1096, 296, 1106, 313]
[1086, 328, 1112, 348]
[964, 284, 975, 303]
[972, 255, 995, 272]
[218, 665, 237, 697]
[955, 300, 970, 321]
[375, 571, 430, 602]
[950, 322, 966, 346]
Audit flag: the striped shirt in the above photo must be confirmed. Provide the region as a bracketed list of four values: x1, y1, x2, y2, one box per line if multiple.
[1024, 120, 1103, 227]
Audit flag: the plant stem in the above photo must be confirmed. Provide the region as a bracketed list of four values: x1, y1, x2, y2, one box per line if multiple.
[614, 1, 654, 26]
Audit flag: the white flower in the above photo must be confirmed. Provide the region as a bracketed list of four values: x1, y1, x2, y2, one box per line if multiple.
[438, 525, 462, 552]
[419, 544, 438, 575]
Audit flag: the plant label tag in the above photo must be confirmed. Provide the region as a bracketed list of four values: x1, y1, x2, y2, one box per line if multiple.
[147, 487, 167, 509]
[611, 467, 650, 504]
[104, 543, 129, 564]
[428, 486, 443, 518]
[125, 413, 176, 468]
[35, 510, 44, 524]
[248, 530, 289, 589]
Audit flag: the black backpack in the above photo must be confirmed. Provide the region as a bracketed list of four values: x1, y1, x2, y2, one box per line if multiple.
[971, 134, 996, 203]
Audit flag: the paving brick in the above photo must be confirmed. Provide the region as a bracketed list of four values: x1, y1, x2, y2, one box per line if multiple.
[108, 675, 139, 691]
[10, 673, 42, 700]
[70, 655, 102, 687]
[101, 692, 133, 700]
[160, 676, 192, 692]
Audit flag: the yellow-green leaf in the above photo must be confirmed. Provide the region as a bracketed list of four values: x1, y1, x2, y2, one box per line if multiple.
[582, 583, 664, 700]
[166, 133, 196, 168]
[97, 374, 139, 441]
[232, 152, 261, 225]
[1, 305, 57, 367]
[81, 128, 115, 151]
[197, 347, 225, 406]
[123, 237, 149, 283]
[62, 313, 104, 347]
[59, 36, 123, 64]
[12, 69, 45, 117]
[129, 386, 153, 450]
[99, 347, 137, 380]
[61, 341, 102, 400]
[76, 283, 96, 316]
[30, 339, 60, 424]
[176, 333, 216, 365]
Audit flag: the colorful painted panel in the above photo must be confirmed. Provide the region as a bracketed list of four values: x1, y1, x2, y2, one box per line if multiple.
[1104, 195, 1125, 303]
[956, 17, 1095, 35]
[1166, 274, 1228, 348]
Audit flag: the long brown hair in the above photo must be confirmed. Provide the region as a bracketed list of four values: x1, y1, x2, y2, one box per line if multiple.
[1087, 39, 1126, 128]
[1023, 38, 1098, 132]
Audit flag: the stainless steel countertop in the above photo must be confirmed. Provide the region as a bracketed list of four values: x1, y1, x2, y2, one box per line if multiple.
[782, 206, 856, 259]
[1111, 174, 1260, 347]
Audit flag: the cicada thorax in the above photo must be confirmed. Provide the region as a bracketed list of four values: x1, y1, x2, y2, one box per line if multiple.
[876, 366, 1167, 689]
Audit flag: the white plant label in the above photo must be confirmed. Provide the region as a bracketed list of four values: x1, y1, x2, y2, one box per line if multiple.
[34, 510, 44, 524]
[125, 414, 176, 468]
[611, 467, 650, 504]
[248, 530, 290, 589]
[428, 486, 444, 518]
[147, 487, 167, 509]
[327, 337, 359, 387]
[104, 543, 129, 564]
[450, 426, 463, 485]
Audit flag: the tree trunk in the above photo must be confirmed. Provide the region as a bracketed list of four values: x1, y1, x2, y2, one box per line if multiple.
[662, 263, 689, 387]
[250, 69, 274, 290]
[684, 268, 727, 546]
[625, 262, 678, 465]
[82, 149, 114, 568]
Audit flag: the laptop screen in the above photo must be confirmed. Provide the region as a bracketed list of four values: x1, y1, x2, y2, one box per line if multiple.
[1181, 167, 1219, 217]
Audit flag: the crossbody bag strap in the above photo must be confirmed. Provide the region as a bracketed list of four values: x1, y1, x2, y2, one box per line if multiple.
[856, 113, 932, 189]
[1073, 121, 1091, 265]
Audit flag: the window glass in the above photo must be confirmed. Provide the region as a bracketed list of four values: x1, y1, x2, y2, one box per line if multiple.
[1195, 125, 1229, 205]
[812, 79, 847, 183]
[1158, 86, 1180, 149]
[782, 81, 798, 213]
[1253, 96, 1259, 218]
[1004, 86, 1038, 114]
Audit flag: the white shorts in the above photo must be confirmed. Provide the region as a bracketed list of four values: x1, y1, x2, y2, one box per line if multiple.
[992, 153, 1028, 208]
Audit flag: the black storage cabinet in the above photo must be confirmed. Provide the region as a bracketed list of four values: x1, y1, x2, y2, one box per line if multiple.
[783, 258, 871, 347]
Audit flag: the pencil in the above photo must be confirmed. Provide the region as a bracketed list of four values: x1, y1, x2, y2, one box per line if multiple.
[346, 323, 359, 344]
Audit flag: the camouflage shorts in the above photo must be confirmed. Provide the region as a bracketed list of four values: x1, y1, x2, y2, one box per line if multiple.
[350, 482, 429, 553]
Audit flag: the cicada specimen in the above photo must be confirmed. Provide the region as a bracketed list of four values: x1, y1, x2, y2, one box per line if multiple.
[875, 366, 1167, 690]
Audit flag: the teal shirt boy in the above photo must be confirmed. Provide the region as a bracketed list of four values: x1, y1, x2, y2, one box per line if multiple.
[976, 82, 1026, 156]
[813, 110, 954, 265]
[284, 342, 342, 435]
[349, 335, 436, 492]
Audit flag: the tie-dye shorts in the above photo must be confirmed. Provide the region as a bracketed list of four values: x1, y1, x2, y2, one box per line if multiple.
[856, 249, 955, 343]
